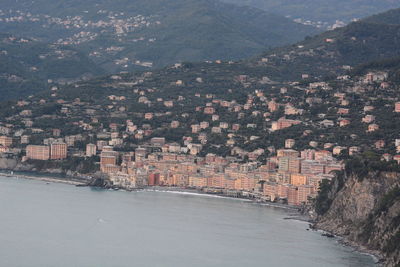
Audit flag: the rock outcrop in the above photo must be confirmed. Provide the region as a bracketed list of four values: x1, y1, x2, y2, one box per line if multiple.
[315, 166, 400, 266]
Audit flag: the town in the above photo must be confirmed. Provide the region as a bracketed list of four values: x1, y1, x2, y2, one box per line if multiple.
[0, 61, 399, 206]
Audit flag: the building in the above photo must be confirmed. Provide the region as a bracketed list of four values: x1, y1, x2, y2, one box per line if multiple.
[50, 143, 68, 160]
[362, 115, 375, 123]
[191, 124, 201, 134]
[287, 186, 299, 205]
[204, 107, 215, 115]
[86, 144, 97, 157]
[301, 149, 315, 160]
[367, 124, 379, 132]
[297, 185, 314, 204]
[277, 149, 299, 158]
[148, 173, 161, 186]
[26, 145, 50, 160]
[53, 129, 61, 137]
[150, 137, 166, 147]
[395, 102, 400, 113]
[301, 160, 325, 175]
[20, 135, 30, 144]
[0, 136, 13, 147]
[271, 118, 301, 131]
[170, 121, 180, 128]
[100, 150, 118, 166]
[285, 139, 295, 149]
[189, 175, 208, 188]
[290, 174, 307, 186]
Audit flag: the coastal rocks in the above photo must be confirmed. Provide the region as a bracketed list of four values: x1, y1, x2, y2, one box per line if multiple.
[0, 157, 18, 170]
[315, 171, 400, 266]
[87, 176, 113, 188]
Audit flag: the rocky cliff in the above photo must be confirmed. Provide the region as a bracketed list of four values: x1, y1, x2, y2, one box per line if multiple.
[314, 158, 400, 266]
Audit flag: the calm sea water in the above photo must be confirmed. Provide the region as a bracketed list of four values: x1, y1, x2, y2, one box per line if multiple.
[0, 176, 375, 267]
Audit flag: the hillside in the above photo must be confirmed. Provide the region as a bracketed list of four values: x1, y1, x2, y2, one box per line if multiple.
[220, 0, 400, 27]
[363, 8, 400, 25]
[251, 8, 400, 81]
[0, 34, 103, 100]
[0, 0, 318, 73]
[1, 48, 399, 159]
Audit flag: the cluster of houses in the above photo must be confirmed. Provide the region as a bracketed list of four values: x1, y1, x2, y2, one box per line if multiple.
[97, 138, 342, 206]
[0, 53, 399, 206]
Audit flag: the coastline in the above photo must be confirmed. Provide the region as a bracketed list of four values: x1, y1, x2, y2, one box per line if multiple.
[0, 171, 381, 265]
[312, 227, 384, 266]
[0, 171, 87, 186]
[0, 171, 302, 212]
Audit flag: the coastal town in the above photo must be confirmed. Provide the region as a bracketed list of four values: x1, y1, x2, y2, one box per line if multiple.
[1, 2, 400, 265]
[0, 62, 399, 207]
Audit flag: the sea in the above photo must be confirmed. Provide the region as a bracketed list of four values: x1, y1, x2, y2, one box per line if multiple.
[0, 176, 376, 267]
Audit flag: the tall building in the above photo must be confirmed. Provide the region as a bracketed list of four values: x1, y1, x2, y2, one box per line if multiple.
[290, 174, 307, 186]
[86, 144, 97, 157]
[100, 153, 118, 166]
[50, 143, 68, 160]
[26, 145, 50, 160]
[297, 185, 314, 204]
[301, 149, 315, 160]
[287, 186, 299, 206]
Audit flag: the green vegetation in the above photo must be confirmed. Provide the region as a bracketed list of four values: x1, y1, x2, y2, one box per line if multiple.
[361, 187, 400, 251]
[384, 229, 400, 254]
[315, 179, 333, 215]
[27, 157, 99, 174]
[256, 9, 400, 80]
[0, 0, 318, 73]
[345, 153, 400, 180]
[220, 0, 399, 25]
[315, 154, 400, 216]
[377, 186, 400, 214]
[0, 34, 103, 100]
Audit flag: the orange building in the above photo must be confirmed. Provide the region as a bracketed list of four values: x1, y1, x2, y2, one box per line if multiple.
[189, 175, 208, 188]
[50, 143, 67, 160]
[101, 164, 121, 174]
[287, 186, 299, 205]
[297, 185, 314, 204]
[100, 153, 118, 166]
[271, 118, 301, 131]
[290, 174, 307, 186]
[26, 145, 50, 160]
[148, 173, 161, 186]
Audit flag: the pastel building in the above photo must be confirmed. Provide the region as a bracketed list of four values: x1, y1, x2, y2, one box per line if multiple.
[86, 144, 97, 157]
[26, 145, 50, 160]
[50, 143, 67, 160]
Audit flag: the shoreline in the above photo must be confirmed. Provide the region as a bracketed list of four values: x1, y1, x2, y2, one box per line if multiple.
[0, 171, 86, 186]
[0, 172, 381, 265]
[314, 228, 384, 266]
[0, 171, 303, 212]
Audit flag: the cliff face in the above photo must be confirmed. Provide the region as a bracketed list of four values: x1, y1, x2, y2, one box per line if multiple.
[315, 171, 400, 266]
